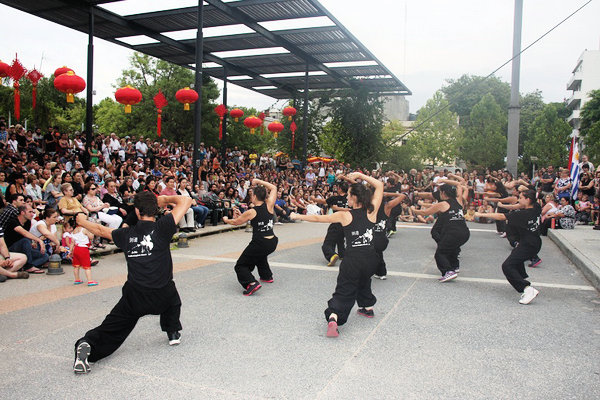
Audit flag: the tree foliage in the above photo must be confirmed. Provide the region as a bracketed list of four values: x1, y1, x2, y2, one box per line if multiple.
[523, 103, 571, 168]
[580, 89, 600, 164]
[411, 91, 462, 166]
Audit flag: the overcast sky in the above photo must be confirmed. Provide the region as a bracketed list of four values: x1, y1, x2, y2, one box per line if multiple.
[1, 0, 599, 115]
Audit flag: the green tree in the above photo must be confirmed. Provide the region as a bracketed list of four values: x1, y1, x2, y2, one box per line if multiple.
[442, 74, 510, 129]
[580, 89, 600, 165]
[318, 88, 385, 168]
[223, 106, 275, 154]
[523, 103, 571, 168]
[411, 91, 462, 166]
[462, 94, 507, 169]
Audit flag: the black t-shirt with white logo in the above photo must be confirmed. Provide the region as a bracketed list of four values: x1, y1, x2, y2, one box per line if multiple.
[507, 203, 541, 247]
[112, 213, 177, 289]
[326, 195, 347, 212]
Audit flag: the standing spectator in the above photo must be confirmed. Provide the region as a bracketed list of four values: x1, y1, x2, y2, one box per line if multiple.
[540, 166, 556, 196]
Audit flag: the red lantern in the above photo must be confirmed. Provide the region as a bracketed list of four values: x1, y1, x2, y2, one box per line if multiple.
[26, 69, 43, 110]
[258, 112, 266, 135]
[54, 71, 86, 103]
[230, 108, 244, 122]
[9, 56, 27, 121]
[268, 121, 284, 139]
[214, 104, 228, 141]
[0, 60, 10, 85]
[175, 87, 198, 111]
[115, 85, 142, 113]
[153, 90, 168, 137]
[290, 121, 297, 151]
[243, 116, 263, 134]
[282, 106, 297, 121]
[54, 66, 73, 77]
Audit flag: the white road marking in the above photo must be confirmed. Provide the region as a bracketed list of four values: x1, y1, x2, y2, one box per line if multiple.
[172, 254, 596, 292]
[396, 224, 497, 233]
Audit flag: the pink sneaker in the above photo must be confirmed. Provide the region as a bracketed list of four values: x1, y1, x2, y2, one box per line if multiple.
[327, 319, 339, 338]
[87, 281, 99, 286]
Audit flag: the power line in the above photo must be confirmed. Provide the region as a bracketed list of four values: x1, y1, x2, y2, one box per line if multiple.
[391, 0, 594, 145]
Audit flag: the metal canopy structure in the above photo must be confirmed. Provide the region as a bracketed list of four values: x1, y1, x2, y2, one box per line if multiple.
[1, 0, 411, 99]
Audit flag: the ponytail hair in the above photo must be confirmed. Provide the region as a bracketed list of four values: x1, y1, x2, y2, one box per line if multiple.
[349, 183, 373, 213]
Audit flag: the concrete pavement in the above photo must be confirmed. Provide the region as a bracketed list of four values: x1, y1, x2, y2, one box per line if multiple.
[0, 221, 598, 399]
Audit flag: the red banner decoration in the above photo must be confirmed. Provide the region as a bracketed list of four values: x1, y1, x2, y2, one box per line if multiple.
[26, 69, 43, 110]
[282, 106, 297, 121]
[54, 71, 86, 103]
[9, 56, 26, 121]
[230, 108, 244, 122]
[267, 121, 284, 139]
[290, 121, 297, 151]
[243, 116, 262, 134]
[115, 85, 142, 113]
[153, 90, 168, 137]
[214, 104, 228, 140]
[259, 112, 265, 135]
[175, 87, 198, 110]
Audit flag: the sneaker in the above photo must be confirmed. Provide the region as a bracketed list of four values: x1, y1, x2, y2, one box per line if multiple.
[16, 271, 29, 279]
[386, 230, 396, 238]
[439, 270, 458, 282]
[91, 260, 99, 266]
[73, 341, 91, 374]
[274, 221, 283, 225]
[243, 282, 261, 296]
[260, 278, 274, 283]
[594, 225, 600, 230]
[528, 257, 542, 268]
[326, 318, 339, 338]
[74, 280, 83, 285]
[499, 232, 507, 238]
[519, 286, 539, 305]
[454, 267, 460, 274]
[357, 307, 374, 318]
[167, 331, 181, 346]
[327, 254, 339, 267]
[87, 281, 99, 286]
[373, 275, 387, 280]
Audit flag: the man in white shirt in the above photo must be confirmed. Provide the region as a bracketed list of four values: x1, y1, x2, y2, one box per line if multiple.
[136, 138, 148, 158]
[109, 133, 120, 154]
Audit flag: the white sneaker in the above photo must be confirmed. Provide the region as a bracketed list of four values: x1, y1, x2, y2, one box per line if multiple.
[519, 286, 539, 305]
[374, 275, 387, 280]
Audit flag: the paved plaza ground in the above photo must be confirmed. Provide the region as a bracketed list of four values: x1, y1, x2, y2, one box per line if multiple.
[1, 221, 599, 399]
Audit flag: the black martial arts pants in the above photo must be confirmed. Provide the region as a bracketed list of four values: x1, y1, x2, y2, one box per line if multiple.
[322, 223, 345, 261]
[374, 234, 389, 277]
[434, 229, 470, 275]
[234, 236, 278, 288]
[325, 250, 377, 326]
[78, 280, 182, 363]
[502, 242, 540, 293]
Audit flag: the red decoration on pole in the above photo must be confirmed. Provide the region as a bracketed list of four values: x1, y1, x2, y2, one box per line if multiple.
[290, 121, 297, 151]
[259, 112, 265, 135]
[115, 85, 142, 113]
[54, 71, 86, 103]
[153, 90, 168, 137]
[230, 108, 244, 122]
[26, 69, 43, 110]
[243, 116, 262, 134]
[267, 121, 284, 139]
[282, 106, 297, 121]
[9, 56, 26, 121]
[175, 87, 199, 110]
[214, 104, 228, 141]
[0, 60, 10, 86]
[54, 66, 73, 77]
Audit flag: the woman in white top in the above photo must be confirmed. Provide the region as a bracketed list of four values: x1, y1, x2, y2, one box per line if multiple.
[29, 208, 66, 255]
[26, 175, 46, 208]
[82, 182, 123, 229]
[541, 193, 559, 223]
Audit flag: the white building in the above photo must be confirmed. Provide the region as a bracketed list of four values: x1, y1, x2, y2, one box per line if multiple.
[566, 49, 600, 129]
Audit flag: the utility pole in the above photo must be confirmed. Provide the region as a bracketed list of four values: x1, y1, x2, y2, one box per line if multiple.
[506, 0, 523, 175]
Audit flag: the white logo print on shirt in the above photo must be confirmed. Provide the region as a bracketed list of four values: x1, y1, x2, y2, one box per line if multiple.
[128, 231, 154, 258]
[352, 228, 373, 247]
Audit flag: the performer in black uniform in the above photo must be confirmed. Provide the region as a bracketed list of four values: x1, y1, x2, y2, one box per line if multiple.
[484, 179, 515, 237]
[72, 192, 193, 374]
[372, 193, 406, 280]
[321, 182, 350, 266]
[223, 179, 278, 296]
[474, 190, 541, 304]
[291, 172, 383, 338]
[411, 184, 470, 282]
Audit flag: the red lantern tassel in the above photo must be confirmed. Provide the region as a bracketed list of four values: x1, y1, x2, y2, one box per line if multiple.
[219, 117, 223, 140]
[260, 125, 264, 135]
[291, 132, 295, 151]
[157, 109, 162, 137]
[14, 82, 20, 121]
[32, 85, 37, 110]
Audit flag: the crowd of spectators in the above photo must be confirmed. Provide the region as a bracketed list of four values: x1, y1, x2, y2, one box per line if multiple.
[0, 116, 598, 283]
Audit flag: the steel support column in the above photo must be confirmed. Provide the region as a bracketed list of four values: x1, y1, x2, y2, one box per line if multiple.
[193, 0, 204, 186]
[85, 7, 94, 157]
[221, 65, 228, 160]
[302, 61, 309, 169]
[506, 0, 523, 175]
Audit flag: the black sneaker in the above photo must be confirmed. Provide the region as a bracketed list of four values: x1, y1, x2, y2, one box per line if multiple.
[167, 331, 181, 346]
[357, 307, 374, 318]
[243, 282, 261, 296]
[73, 341, 91, 374]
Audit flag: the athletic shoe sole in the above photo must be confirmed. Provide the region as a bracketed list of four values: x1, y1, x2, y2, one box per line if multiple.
[260, 279, 274, 283]
[327, 254, 339, 267]
[169, 336, 181, 346]
[357, 310, 374, 318]
[529, 259, 542, 268]
[73, 342, 91, 374]
[439, 273, 458, 283]
[243, 284, 262, 296]
[519, 288, 539, 305]
[327, 320, 339, 338]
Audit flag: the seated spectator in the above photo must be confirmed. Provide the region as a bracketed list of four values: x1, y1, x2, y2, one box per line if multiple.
[83, 182, 123, 229]
[161, 176, 195, 232]
[177, 177, 208, 228]
[541, 193, 559, 223]
[4, 205, 48, 273]
[0, 193, 25, 230]
[29, 207, 66, 256]
[26, 174, 45, 209]
[103, 178, 136, 227]
[0, 229, 29, 280]
[58, 183, 88, 223]
[44, 175, 63, 209]
[554, 169, 572, 202]
[475, 200, 494, 223]
[575, 193, 592, 225]
[540, 196, 576, 235]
